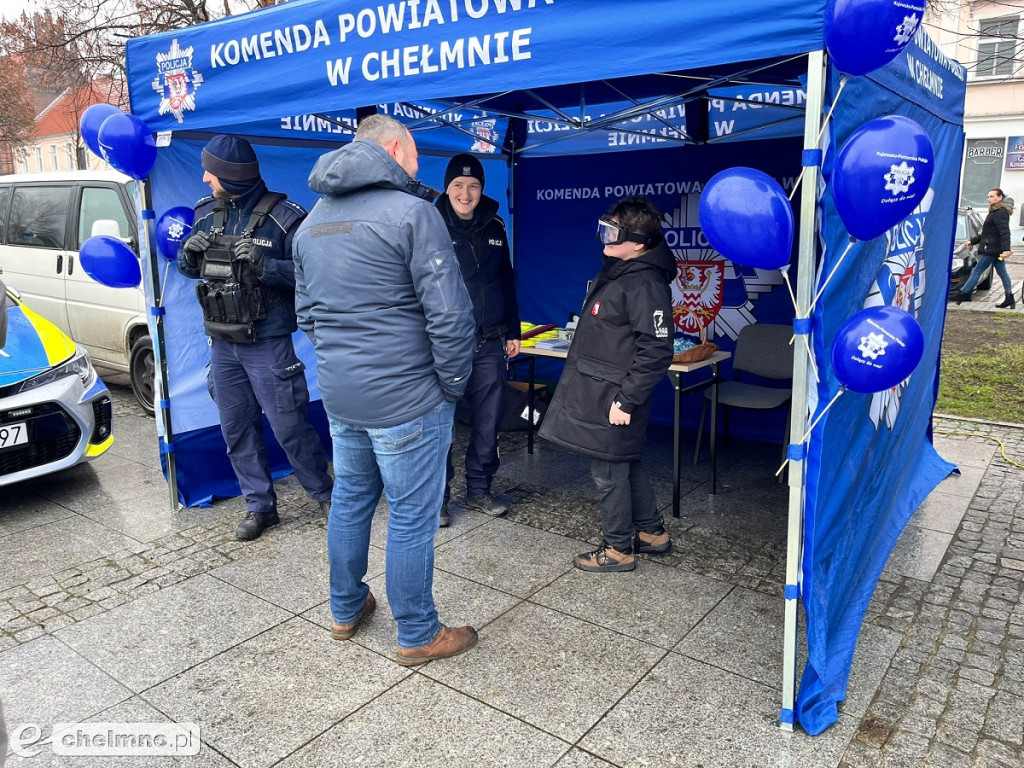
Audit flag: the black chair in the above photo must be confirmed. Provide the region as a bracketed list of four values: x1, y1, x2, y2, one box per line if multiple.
[693, 323, 793, 479]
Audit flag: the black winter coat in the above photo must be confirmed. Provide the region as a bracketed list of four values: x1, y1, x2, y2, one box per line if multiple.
[972, 203, 1012, 255]
[539, 241, 675, 462]
[436, 193, 520, 340]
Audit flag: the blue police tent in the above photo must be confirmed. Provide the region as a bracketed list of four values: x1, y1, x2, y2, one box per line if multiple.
[124, 0, 966, 735]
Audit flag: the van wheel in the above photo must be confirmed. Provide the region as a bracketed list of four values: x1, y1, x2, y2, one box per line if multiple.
[978, 271, 993, 290]
[130, 335, 156, 417]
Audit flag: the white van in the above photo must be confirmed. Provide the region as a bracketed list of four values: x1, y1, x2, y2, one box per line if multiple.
[0, 171, 154, 414]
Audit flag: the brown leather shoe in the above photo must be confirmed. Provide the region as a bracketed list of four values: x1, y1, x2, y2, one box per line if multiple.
[330, 593, 376, 641]
[396, 625, 478, 666]
[574, 544, 635, 572]
[634, 530, 672, 554]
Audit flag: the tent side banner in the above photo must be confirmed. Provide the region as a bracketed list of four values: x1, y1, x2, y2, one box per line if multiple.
[126, 0, 824, 133]
[796, 38, 965, 735]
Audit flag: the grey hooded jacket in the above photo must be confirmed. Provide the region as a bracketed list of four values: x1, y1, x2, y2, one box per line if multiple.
[293, 140, 475, 428]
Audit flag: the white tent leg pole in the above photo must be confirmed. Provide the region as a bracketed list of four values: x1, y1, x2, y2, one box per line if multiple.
[137, 180, 179, 512]
[780, 48, 826, 732]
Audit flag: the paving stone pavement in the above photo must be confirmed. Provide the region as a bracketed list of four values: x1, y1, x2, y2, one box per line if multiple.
[1, 379, 1022, 766]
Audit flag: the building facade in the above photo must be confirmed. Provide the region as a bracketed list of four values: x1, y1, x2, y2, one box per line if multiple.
[926, 0, 1024, 249]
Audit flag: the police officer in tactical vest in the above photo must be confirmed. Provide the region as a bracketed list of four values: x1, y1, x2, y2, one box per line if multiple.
[177, 135, 333, 540]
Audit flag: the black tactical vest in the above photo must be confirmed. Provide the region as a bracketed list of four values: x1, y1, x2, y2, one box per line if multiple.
[195, 192, 285, 343]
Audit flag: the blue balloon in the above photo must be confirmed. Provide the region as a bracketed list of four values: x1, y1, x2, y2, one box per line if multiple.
[832, 115, 934, 241]
[825, 0, 926, 76]
[97, 113, 156, 180]
[831, 306, 924, 393]
[79, 235, 141, 289]
[80, 103, 123, 160]
[155, 206, 195, 261]
[698, 167, 794, 270]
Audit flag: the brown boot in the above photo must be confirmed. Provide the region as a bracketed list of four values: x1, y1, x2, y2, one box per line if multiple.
[634, 530, 672, 554]
[330, 593, 376, 641]
[574, 543, 635, 572]
[396, 625, 478, 666]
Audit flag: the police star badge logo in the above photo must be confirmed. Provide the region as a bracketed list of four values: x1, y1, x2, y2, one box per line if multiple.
[151, 39, 204, 124]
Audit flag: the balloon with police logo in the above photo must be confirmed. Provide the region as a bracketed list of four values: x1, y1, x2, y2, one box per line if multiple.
[825, 0, 926, 76]
[832, 115, 934, 241]
[80, 103, 123, 160]
[698, 167, 794, 270]
[79, 235, 142, 289]
[831, 306, 924, 393]
[97, 112, 157, 180]
[155, 207, 195, 262]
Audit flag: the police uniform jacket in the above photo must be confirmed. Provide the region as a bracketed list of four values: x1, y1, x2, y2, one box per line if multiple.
[293, 140, 475, 429]
[539, 240, 675, 462]
[436, 193, 520, 341]
[177, 179, 306, 340]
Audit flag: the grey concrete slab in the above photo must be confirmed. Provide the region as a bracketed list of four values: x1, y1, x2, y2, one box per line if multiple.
[933, 435, 997, 470]
[552, 749, 619, 768]
[421, 601, 664, 743]
[912, 491, 973, 535]
[495, 442, 591, 489]
[301, 567, 520, 661]
[674, 478, 789, 543]
[433, 518, 582, 598]
[674, 587, 901, 719]
[277, 674, 568, 768]
[935, 464, 986, 499]
[145, 617, 408, 768]
[0, 488, 74, 535]
[210, 523, 376, 614]
[55, 573, 291, 692]
[0, 636, 132, 747]
[3, 696, 234, 767]
[579, 653, 858, 768]
[0, 516, 144, 591]
[884, 523, 954, 582]
[532, 559, 732, 649]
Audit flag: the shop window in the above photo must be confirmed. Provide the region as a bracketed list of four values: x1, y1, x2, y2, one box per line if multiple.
[961, 138, 1005, 210]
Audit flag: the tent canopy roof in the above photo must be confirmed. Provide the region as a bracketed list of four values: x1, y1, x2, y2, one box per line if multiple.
[127, 0, 824, 137]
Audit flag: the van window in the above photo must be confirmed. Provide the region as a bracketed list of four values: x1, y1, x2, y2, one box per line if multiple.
[78, 186, 132, 247]
[0, 187, 9, 243]
[9, 185, 71, 249]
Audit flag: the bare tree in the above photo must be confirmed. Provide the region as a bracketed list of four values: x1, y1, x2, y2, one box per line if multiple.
[1, 0, 285, 82]
[0, 55, 38, 171]
[925, 0, 1024, 80]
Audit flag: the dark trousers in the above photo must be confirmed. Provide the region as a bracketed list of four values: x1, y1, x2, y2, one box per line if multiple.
[208, 335, 332, 514]
[446, 338, 507, 499]
[589, 457, 664, 554]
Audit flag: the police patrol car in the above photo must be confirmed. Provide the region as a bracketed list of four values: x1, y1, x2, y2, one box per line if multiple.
[0, 286, 113, 486]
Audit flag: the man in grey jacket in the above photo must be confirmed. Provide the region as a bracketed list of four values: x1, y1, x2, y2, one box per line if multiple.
[293, 115, 479, 666]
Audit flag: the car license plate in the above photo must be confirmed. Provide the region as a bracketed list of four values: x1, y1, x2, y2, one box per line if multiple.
[0, 422, 28, 449]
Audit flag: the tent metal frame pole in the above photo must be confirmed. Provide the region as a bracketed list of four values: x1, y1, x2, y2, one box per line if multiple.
[138, 180, 179, 512]
[780, 48, 826, 732]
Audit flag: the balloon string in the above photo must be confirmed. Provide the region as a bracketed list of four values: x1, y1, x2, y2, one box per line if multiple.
[788, 75, 846, 202]
[781, 270, 819, 383]
[159, 260, 170, 308]
[775, 388, 844, 477]
[808, 239, 855, 315]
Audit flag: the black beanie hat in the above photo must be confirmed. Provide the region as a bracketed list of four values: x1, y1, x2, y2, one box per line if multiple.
[202, 135, 261, 195]
[444, 153, 485, 191]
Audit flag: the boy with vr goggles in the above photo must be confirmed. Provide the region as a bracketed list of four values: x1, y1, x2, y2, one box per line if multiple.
[540, 195, 675, 572]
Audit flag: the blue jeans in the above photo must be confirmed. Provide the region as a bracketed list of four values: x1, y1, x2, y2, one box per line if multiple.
[960, 253, 1013, 295]
[327, 400, 454, 648]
